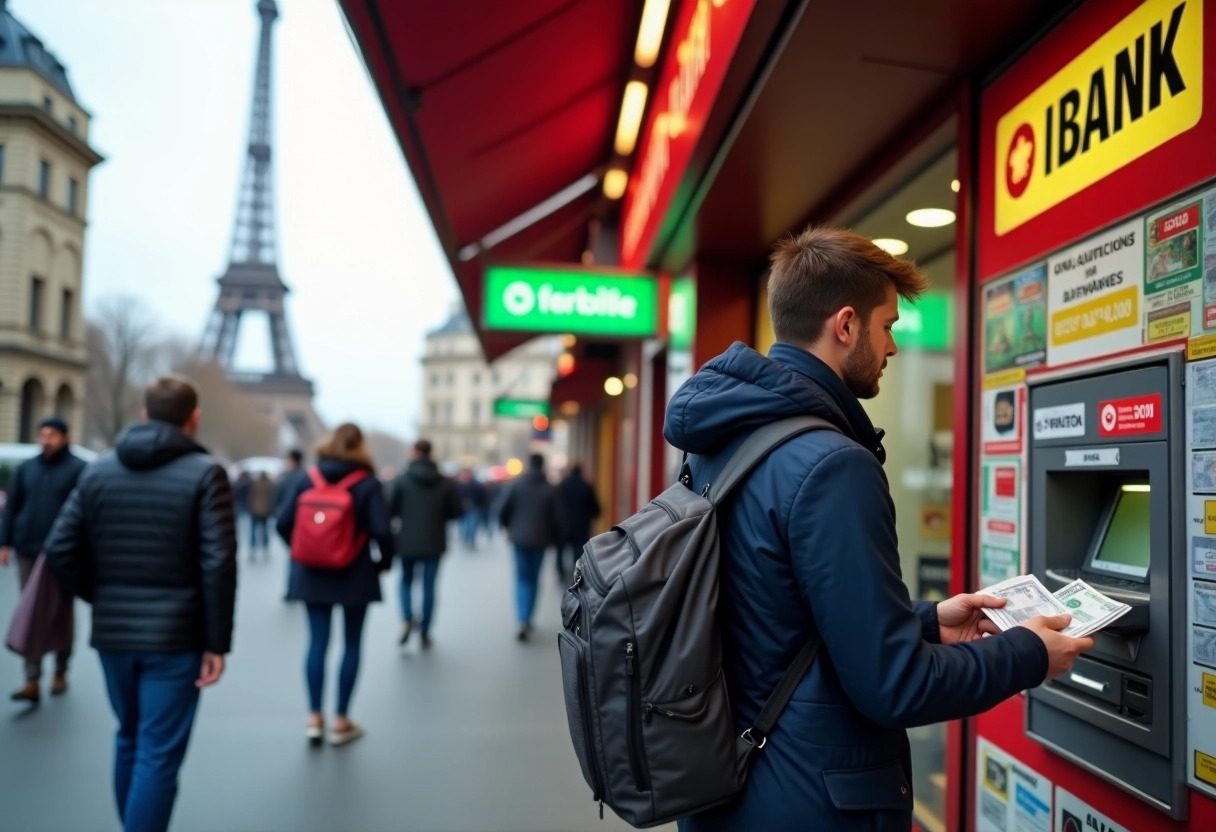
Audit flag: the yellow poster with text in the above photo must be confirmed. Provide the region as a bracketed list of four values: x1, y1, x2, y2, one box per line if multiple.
[995, 0, 1204, 234]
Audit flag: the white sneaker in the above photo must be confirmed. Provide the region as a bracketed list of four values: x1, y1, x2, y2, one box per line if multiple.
[329, 723, 364, 747]
[306, 722, 324, 747]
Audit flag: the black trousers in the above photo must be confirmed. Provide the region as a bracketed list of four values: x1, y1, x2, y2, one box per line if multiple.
[555, 539, 587, 583]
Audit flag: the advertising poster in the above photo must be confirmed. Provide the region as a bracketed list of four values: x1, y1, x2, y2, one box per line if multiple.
[1054, 788, 1127, 832]
[975, 739, 1052, 832]
[980, 458, 1021, 551]
[1185, 361, 1216, 798]
[1047, 219, 1143, 366]
[980, 545, 1020, 589]
[982, 386, 1025, 456]
[1146, 198, 1203, 295]
[984, 265, 1048, 376]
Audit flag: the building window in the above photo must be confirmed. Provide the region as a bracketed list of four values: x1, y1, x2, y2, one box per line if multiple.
[38, 160, 50, 198]
[471, 401, 481, 424]
[60, 289, 73, 340]
[429, 403, 438, 424]
[67, 115, 77, 134]
[472, 371, 481, 386]
[67, 177, 79, 214]
[446, 371, 454, 387]
[445, 402, 454, 422]
[42, 95, 52, 113]
[430, 373, 439, 387]
[29, 277, 44, 331]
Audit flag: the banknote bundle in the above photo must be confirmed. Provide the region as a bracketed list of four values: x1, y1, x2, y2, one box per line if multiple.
[978, 574, 1131, 637]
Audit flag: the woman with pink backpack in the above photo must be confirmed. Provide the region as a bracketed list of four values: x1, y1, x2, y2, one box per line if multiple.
[277, 423, 393, 747]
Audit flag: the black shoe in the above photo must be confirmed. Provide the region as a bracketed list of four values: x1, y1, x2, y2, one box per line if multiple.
[420, 634, 433, 650]
[516, 624, 531, 643]
[399, 621, 414, 646]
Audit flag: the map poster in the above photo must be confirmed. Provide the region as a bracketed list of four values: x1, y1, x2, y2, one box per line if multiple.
[984, 264, 1047, 376]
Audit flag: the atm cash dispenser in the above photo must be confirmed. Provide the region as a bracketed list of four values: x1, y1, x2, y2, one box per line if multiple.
[1027, 352, 1188, 817]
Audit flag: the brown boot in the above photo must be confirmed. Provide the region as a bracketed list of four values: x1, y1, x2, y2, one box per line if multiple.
[10, 681, 39, 704]
[50, 673, 68, 696]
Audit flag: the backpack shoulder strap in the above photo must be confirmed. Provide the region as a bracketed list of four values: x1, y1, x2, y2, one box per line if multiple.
[744, 636, 821, 750]
[306, 466, 326, 490]
[706, 415, 839, 505]
[335, 469, 370, 491]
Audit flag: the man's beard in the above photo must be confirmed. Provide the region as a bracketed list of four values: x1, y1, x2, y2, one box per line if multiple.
[842, 332, 885, 400]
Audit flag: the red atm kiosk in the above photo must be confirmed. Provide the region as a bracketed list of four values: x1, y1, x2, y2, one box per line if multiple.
[965, 0, 1216, 829]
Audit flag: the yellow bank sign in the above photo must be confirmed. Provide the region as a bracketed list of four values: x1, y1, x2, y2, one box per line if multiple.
[995, 0, 1203, 235]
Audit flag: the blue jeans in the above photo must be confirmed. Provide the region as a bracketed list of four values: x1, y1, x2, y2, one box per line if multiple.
[513, 545, 546, 626]
[305, 603, 367, 715]
[460, 511, 480, 547]
[98, 650, 202, 832]
[249, 517, 269, 551]
[399, 558, 441, 635]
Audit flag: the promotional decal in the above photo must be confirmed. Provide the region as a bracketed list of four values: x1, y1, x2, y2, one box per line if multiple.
[985, 264, 1049, 375]
[976, 738, 1053, 832]
[1046, 219, 1143, 366]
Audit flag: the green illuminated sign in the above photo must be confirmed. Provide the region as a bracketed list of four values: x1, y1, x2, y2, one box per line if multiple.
[483, 266, 658, 337]
[893, 291, 953, 351]
[668, 277, 697, 351]
[493, 398, 549, 419]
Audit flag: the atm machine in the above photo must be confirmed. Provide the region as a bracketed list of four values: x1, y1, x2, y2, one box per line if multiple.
[1026, 352, 1188, 817]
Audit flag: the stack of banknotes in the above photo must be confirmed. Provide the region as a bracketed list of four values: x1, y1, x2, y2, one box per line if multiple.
[978, 574, 1131, 637]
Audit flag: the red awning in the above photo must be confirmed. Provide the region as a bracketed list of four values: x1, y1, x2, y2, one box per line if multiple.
[339, 0, 641, 360]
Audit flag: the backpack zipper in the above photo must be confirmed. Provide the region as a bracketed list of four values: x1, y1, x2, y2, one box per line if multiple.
[625, 642, 649, 791]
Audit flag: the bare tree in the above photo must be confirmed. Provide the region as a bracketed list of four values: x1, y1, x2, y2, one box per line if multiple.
[85, 295, 159, 447]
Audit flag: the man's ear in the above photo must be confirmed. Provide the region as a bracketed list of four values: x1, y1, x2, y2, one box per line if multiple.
[832, 307, 858, 345]
[187, 408, 202, 433]
[140, 408, 148, 420]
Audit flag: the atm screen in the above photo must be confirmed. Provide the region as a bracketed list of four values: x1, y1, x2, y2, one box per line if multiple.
[1089, 486, 1151, 580]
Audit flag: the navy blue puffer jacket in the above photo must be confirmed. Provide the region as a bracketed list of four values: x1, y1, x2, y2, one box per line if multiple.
[666, 342, 1047, 832]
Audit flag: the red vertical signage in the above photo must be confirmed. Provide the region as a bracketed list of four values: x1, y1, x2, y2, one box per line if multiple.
[619, 0, 758, 269]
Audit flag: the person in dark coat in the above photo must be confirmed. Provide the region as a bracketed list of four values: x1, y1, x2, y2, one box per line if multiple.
[277, 423, 393, 747]
[43, 376, 237, 832]
[246, 472, 274, 561]
[386, 440, 463, 649]
[554, 462, 600, 586]
[455, 468, 488, 550]
[498, 453, 561, 641]
[0, 416, 87, 702]
[665, 227, 1092, 832]
[272, 449, 306, 516]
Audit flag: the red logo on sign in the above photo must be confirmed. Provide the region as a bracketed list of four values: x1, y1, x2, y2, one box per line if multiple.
[1155, 205, 1199, 241]
[1005, 123, 1035, 199]
[994, 467, 1017, 498]
[1098, 394, 1163, 436]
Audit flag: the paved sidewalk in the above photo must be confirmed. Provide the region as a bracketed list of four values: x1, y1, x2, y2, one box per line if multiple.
[0, 533, 665, 832]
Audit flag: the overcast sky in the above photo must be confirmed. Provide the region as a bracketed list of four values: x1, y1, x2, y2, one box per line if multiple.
[22, 0, 460, 436]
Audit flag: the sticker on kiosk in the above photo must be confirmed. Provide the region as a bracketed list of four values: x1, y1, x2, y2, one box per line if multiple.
[1097, 394, 1163, 436]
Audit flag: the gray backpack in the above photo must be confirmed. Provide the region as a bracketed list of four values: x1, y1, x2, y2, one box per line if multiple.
[558, 416, 837, 827]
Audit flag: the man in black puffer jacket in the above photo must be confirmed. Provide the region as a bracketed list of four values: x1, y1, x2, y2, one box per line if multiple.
[44, 375, 237, 832]
[499, 453, 561, 642]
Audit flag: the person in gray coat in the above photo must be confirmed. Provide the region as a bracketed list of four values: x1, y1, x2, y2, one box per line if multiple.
[498, 453, 561, 641]
[385, 440, 463, 649]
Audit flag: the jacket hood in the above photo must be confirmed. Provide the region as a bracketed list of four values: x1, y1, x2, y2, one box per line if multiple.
[316, 457, 371, 483]
[663, 342, 886, 461]
[116, 421, 206, 470]
[406, 458, 442, 486]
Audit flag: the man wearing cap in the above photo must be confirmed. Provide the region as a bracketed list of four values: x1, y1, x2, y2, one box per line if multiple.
[0, 416, 87, 703]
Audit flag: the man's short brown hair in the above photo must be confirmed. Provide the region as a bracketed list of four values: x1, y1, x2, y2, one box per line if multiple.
[414, 439, 433, 458]
[767, 226, 930, 345]
[145, 375, 199, 427]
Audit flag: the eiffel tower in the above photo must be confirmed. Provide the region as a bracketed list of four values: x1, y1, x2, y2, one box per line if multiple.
[200, 0, 324, 449]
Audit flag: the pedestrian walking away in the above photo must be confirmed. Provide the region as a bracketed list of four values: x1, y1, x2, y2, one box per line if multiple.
[664, 227, 1093, 831]
[278, 422, 394, 748]
[42, 376, 237, 832]
[386, 440, 463, 650]
[0, 416, 87, 704]
[554, 462, 600, 587]
[246, 472, 274, 561]
[498, 453, 561, 642]
[455, 468, 488, 550]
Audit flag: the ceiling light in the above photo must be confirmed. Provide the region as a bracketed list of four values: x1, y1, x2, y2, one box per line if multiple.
[871, 238, 909, 256]
[604, 377, 625, 397]
[950, 179, 960, 193]
[615, 81, 649, 155]
[906, 208, 956, 228]
[623, 372, 638, 389]
[603, 168, 628, 200]
[634, 0, 672, 68]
